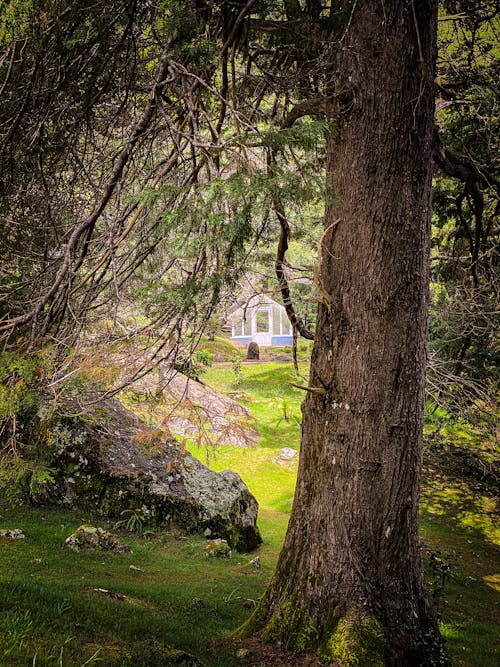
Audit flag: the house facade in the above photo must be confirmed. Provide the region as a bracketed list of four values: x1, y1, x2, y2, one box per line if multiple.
[229, 294, 293, 347]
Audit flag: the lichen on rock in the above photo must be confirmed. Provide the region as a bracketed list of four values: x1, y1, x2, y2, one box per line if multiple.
[33, 394, 261, 552]
[0, 528, 25, 539]
[65, 525, 131, 553]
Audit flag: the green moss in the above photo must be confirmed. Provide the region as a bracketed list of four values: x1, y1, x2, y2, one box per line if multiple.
[321, 613, 386, 666]
[236, 596, 318, 653]
[233, 605, 266, 640]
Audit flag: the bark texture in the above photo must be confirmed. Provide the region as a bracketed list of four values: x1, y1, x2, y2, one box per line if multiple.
[238, 0, 445, 664]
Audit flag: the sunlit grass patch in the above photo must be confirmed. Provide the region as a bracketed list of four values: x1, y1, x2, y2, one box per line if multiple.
[439, 619, 500, 667]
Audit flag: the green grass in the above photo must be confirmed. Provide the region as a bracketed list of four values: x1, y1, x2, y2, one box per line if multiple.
[0, 507, 265, 665]
[197, 335, 241, 359]
[0, 362, 498, 665]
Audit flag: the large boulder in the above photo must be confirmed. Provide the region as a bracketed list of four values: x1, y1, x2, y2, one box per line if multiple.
[160, 372, 259, 447]
[38, 396, 262, 552]
[97, 349, 260, 447]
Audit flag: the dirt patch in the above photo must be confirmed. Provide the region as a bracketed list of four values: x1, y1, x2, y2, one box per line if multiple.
[215, 637, 322, 667]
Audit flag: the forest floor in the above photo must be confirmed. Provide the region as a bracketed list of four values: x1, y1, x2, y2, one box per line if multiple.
[0, 359, 498, 666]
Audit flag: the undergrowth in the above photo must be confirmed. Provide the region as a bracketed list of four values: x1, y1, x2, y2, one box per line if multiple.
[0, 361, 497, 665]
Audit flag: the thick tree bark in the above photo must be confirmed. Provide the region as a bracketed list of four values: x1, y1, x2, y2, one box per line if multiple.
[238, 0, 445, 664]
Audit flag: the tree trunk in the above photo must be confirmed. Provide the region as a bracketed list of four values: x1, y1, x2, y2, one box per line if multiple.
[238, 0, 445, 664]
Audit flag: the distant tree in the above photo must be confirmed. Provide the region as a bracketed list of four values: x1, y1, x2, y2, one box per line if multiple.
[428, 3, 499, 414]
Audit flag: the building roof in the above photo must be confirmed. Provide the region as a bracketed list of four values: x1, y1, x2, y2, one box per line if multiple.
[228, 293, 284, 318]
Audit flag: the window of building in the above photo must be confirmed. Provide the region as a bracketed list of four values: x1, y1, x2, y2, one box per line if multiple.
[256, 309, 269, 332]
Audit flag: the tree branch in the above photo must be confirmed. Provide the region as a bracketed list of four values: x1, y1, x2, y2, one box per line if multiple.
[0, 44, 175, 338]
[282, 96, 333, 128]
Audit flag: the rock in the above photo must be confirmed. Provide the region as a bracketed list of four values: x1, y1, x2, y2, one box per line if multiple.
[213, 352, 226, 362]
[205, 538, 232, 558]
[92, 587, 127, 600]
[106, 349, 259, 447]
[246, 341, 259, 360]
[165, 416, 197, 436]
[278, 447, 298, 461]
[40, 395, 261, 552]
[65, 525, 131, 553]
[0, 528, 25, 539]
[211, 416, 229, 431]
[161, 372, 259, 447]
[191, 597, 205, 608]
[236, 647, 251, 659]
[273, 354, 293, 362]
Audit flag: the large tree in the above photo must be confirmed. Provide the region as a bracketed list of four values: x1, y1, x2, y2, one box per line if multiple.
[3, 2, 496, 663]
[237, 0, 446, 664]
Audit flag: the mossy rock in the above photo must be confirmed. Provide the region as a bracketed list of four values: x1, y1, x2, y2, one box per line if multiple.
[204, 538, 232, 558]
[65, 525, 131, 553]
[25, 393, 261, 552]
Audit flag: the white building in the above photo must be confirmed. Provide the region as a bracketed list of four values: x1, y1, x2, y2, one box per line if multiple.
[229, 294, 293, 347]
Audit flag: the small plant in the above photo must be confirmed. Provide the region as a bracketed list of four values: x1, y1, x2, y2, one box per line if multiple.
[56, 598, 72, 618]
[269, 396, 290, 424]
[0, 457, 30, 506]
[421, 542, 458, 614]
[115, 507, 153, 538]
[174, 350, 212, 381]
[194, 349, 214, 368]
[2, 609, 34, 657]
[404, 624, 449, 667]
[230, 353, 242, 386]
[0, 458, 56, 506]
[28, 463, 56, 501]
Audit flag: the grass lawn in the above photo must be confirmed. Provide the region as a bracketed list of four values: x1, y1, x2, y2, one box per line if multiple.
[0, 361, 498, 665]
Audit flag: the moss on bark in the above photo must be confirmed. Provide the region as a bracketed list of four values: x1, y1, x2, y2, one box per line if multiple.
[237, 603, 449, 666]
[321, 613, 386, 666]
[235, 597, 318, 653]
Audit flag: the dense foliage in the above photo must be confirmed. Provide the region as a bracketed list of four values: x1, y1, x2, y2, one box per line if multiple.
[0, 3, 496, 460]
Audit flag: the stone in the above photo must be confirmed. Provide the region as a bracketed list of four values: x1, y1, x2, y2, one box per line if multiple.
[204, 538, 232, 559]
[92, 587, 126, 600]
[0, 528, 25, 539]
[274, 354, 293, 362]
[65, 525, 131, 553]
[236, 648, 251, 659]
[165, 416, 197, 436]
[211, 416, 229, 431]
[39, 394, 261, 552]
[161, 372, 259, 447]
[105, 349, 260, 447]
[278, 447, 298, 461]
[246, 341, 259, 360]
